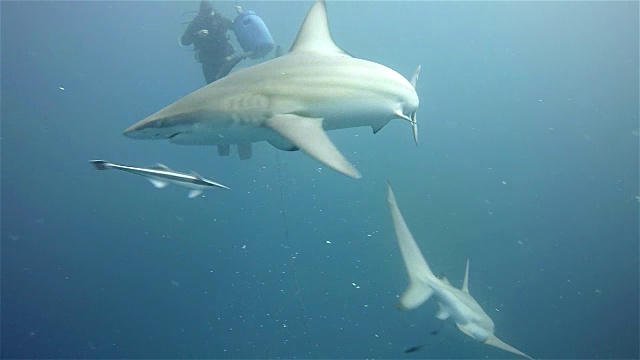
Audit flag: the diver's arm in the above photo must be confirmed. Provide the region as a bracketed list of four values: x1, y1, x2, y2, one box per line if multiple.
[180, 20, 200, 46]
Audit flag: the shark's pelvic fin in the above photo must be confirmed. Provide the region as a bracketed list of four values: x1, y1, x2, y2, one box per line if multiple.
[267, 114, 361, 179]
[484, 334, 534, 360]
[188, 189, 203, 199]
[387, 182, 437, 309]
[462, 258, 470, 293]
[289, 0, 350, 56]
[148, 178, 168, 189]
[398, 280, 433, 311]
[435, 303, 450, 320]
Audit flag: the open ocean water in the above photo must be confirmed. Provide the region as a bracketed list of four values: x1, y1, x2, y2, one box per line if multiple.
[1, 1, 638, 359]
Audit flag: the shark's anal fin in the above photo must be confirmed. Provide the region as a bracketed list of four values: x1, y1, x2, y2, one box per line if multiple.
[148, 178, 168, 189]
[484, 334, 534, 360]
[238, 142, 252, 160]
[371, 120, 390, 134]
[266, 114, 361, 179]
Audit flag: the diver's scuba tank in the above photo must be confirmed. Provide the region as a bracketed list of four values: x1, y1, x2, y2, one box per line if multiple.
[232, 4, 274, 59]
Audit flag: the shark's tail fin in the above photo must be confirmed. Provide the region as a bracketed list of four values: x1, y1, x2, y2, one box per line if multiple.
[387, 182, 438, 310]
[90, 160, 112, 170]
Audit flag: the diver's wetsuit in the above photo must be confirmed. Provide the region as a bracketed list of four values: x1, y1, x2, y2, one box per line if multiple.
[181, 12, 246, 84]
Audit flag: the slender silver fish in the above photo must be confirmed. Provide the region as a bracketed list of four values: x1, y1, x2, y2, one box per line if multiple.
[90, 160, 230, 198]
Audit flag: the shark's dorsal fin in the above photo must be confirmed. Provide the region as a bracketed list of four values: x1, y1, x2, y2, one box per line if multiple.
[190, 171, 203, 179]
[152, 163, 171, 171]
[462, 258, 470, 293]
[289, 0, 350, 56]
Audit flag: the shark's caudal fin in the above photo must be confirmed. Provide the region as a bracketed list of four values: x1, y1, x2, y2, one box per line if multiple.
[409, 65, 421, 145]
[387, 182, 437, 310]
[90, 160, 112, 170]
[484, 334, 534, 360]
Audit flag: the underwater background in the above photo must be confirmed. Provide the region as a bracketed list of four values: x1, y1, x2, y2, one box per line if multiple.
[1, 1, 638, 359]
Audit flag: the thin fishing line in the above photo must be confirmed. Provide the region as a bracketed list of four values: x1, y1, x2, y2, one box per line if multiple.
[274, 150, 313, 355]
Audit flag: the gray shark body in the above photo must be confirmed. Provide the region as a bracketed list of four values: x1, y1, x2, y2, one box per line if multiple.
[90, 160, 230, 198]
[387, 183, 534, 360]
[124, 0, 420, 179]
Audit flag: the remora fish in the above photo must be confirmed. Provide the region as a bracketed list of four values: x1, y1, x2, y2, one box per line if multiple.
[90, 160, 230, 198]
[387, 183, 534, 360]
[123, 0, 420, 179]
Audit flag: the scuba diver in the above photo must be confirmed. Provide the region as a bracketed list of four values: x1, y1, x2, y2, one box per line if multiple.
[181, 1, 252, 84]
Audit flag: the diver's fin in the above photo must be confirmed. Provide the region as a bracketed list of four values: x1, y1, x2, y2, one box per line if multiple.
[238, 142, 253, 160]
[217, 144, 230, 156]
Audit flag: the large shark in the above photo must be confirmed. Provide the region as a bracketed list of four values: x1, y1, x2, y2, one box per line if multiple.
[386, 183, 534, 360]
[123, 0, 420, 179]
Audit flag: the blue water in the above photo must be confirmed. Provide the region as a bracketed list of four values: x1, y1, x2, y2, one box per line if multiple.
[2, 1, 638, 359]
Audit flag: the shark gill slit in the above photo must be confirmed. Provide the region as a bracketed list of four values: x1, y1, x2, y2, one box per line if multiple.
[274, 150, 313, 353]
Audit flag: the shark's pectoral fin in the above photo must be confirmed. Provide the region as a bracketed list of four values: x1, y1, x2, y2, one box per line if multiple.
[217, 144, 230, 157]
[238, 142, 252, 160]
[148, 179, 169, 189]
[435, 304, 450, 320]
[188, 189, 203, 199]
[266, 114, 361, 179]
[484, 334, 534, 360]
[398, 280, 433, 311]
